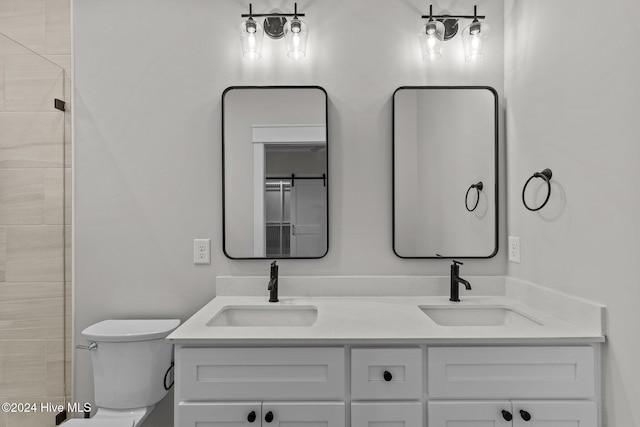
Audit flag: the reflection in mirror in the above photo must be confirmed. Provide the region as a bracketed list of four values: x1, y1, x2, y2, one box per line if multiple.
[393, 87, 498, 258]
[223, 87, 328, 259]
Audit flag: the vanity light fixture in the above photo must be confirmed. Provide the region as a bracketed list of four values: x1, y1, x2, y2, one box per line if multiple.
[284, 4, 309, 59]
[240, 3, 308, 60]
[461, 6, 489, 62]
[240, 5, 264, 60]
[419, 6, 445, 61]
[420, 5, 488, 62]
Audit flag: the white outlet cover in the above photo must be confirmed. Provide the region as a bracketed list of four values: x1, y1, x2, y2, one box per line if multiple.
[508, 236, 521, 263]
[194, 239, 211, 265]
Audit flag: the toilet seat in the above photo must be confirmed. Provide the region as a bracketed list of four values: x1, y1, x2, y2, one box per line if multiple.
[63, 418, 136, 427]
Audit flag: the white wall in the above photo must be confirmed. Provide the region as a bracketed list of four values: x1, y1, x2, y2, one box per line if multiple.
[504, 1, 640, 425]
[73, 0, 505, 424]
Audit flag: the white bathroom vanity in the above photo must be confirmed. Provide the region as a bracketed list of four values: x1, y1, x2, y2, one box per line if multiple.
[167, 277, 605, 427]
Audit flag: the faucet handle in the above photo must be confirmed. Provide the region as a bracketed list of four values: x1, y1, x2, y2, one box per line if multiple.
[452, 260, 464, 266]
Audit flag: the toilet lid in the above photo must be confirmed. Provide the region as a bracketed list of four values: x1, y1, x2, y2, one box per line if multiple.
[64, 418, 136, 427]
[82, 319, 181, 342]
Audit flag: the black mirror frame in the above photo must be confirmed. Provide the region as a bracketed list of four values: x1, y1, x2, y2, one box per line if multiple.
[222, 85, 329, 260]
[392, 86, 499, 259]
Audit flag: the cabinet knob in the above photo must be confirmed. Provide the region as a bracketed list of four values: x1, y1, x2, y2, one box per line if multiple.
[383, 370, 393, 381]
[520, 410, 532, 422]
[265, 411, 274, 423]
[247, 411, 256, 423]
[501, 410, 513, 422]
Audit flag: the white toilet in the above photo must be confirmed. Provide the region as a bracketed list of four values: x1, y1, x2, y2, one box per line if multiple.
[66, 319, 181, 426]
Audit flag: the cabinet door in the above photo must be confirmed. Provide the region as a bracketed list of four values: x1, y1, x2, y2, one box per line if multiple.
[513, 401, 597, 427]
[352, 402, 422, 427]
[262, 402, 345, 427]
[177, 402, 262, 427]
[428, 401, 512, 427]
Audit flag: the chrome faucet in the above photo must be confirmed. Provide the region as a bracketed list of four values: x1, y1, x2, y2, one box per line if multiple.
[450, 260, 471, 302]
[268, 261, 279, 303]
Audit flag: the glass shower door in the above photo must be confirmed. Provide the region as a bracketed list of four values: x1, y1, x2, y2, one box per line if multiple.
[0, 31, 68, 426]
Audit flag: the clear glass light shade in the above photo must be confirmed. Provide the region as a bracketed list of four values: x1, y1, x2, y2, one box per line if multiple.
[240, 19, 264, 60]
[284, 18, 308, 59]
[418, 20, 445, 61]
[462, 20, 489, 62]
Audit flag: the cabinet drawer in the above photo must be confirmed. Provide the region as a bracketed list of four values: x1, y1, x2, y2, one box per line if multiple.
[428, 346, 595, 399]
[351, 348, 422, 400]
[177, 347, 345, 400]
[352, 402, 422, 427]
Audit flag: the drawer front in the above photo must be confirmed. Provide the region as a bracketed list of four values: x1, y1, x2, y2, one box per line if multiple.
[352, 402, 422, 427]
[428, 346, 595, 399]
[351, 348, 422, 400]
[177, 402, 262, 427]
[178, 347, 345, 400]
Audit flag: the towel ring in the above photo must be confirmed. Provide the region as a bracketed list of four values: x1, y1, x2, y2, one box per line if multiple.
[522, 168, 553, 211]
[465, 181, 483, 212]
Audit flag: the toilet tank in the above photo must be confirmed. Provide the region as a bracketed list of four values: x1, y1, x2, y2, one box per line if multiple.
[82, 319, 180, 409]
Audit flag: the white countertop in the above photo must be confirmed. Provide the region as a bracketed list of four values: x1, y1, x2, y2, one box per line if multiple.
[167, 295, 605, 345]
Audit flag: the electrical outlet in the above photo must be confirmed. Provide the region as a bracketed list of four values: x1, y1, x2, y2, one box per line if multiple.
[193, 239, 211, 264]
[508, 236, 521, 263]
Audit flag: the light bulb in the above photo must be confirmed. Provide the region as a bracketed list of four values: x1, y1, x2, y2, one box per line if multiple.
[471, 34, 480, 49]
[248, 33, 256, 48]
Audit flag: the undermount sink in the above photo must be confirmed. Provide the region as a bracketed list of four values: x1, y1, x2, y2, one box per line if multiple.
[207, 306, 318, 327]
[420, 305, 543, 327]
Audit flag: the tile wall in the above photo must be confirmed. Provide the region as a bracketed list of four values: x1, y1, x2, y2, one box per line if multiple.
[0, 0, 71, 426]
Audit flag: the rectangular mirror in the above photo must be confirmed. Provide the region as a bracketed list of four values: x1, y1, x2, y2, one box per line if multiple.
[393, 86, 498, 258]
[223, 86, 328, 259]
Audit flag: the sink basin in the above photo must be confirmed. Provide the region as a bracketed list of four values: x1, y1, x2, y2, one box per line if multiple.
[420, 305, 543, 327]
[207, 306, 318, 327]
